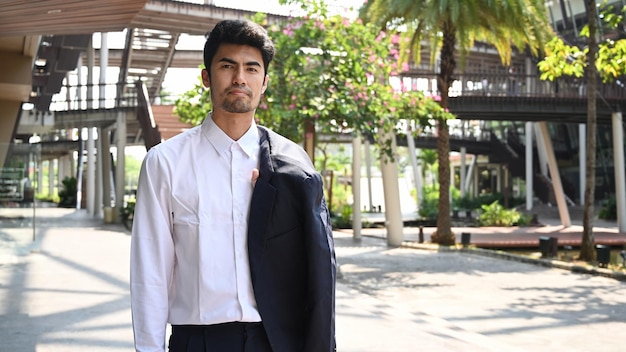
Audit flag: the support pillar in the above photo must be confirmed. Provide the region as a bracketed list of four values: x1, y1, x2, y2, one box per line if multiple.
[99, 32, 108, 109]
[538, 122, 571, 227]
[115, 111, 127, 221]
[460, 147, 467, 198]
[86, 127, 96, 215]
[525, 122, 533, 210]
[58, 156, 66, 184]
[534, 123, 549, 176]
[364, 139, 374, 212]
[406, 126, 421, 210]
[95, 128, 103, 218]
[415, 148, 424, 206]
[351, 135, 362, 240]
[380, 131, 403, 247]
[102, 129, 112, 208]
[579, 124, 586, 205]
[37, 160, 44, 194]
[48, 159, 55, 198]
[87, 39, 94, 108]
[612, 112, 626, 232]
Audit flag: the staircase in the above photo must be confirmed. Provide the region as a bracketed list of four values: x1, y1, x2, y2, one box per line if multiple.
[489, 126, 577, 205]
[152, 105, 194, 140]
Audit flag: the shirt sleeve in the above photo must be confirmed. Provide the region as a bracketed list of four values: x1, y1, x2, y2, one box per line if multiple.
[130, 149, 175, 352]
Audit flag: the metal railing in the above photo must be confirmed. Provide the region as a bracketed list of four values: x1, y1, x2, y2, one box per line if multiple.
[49, 82, 139, 112]
[47, 73, 626, 113]
[400, 72, 626, 100]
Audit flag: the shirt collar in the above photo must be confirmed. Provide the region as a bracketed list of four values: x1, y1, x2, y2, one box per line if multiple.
[202, 113, 259, 157]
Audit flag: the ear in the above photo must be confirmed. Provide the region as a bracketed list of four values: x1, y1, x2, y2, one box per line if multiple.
[201, 68, 210, 89]
[261, 75, 269, 95]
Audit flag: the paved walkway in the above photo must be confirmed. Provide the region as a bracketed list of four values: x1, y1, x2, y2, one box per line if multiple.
[0, 208, 625, 351]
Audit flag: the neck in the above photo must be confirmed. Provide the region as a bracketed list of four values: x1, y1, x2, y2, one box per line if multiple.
[212, 111, 254, 141]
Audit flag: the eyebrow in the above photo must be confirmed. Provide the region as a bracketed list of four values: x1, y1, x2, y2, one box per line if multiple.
[218, 57, 262, 68]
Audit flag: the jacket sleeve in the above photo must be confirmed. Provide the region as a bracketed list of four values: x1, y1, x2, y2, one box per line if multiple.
[130, 149, 175, 352]
[303, 172, 337, 352]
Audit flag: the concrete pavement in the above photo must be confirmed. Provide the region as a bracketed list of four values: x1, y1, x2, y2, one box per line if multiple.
[1, 207, 625, 351]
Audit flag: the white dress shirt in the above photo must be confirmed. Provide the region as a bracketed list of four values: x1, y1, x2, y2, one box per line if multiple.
[130, 115, 261, 351]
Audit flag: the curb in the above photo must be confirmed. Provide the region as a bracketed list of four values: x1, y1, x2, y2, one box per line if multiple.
[401, 241, 626, 282]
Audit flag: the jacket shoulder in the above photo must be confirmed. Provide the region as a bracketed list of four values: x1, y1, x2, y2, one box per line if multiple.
[259, 126, 317, 174]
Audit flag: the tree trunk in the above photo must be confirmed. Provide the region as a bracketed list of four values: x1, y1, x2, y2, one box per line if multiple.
[432, 21, 456, 245]
[580, 0, 598, 261]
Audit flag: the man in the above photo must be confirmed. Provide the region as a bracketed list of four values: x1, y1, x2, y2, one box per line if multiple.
[130, 20, 336, 352]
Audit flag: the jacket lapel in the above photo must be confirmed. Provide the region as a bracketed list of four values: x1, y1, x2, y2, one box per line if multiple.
[248, 127, 276, 265]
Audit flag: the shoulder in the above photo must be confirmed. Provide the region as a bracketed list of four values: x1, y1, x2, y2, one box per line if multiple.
[142, 125, 201, 168]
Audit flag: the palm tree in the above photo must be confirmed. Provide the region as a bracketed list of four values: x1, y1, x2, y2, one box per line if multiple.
[418, 149, 437, 187]
[360, 0, 553, 245]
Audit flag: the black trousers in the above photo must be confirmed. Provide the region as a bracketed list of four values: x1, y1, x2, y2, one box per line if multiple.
[168, 322, 272, 352]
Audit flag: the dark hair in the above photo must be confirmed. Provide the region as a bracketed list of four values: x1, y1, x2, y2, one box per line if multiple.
[203, 20, 275, 77]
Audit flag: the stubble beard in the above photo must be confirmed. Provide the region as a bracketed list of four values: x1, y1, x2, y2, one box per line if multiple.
[217, 85, 260, 114]
[221, 97, 257, 114]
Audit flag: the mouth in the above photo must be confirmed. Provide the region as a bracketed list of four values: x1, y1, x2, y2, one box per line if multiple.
[227, 88, 252, 97]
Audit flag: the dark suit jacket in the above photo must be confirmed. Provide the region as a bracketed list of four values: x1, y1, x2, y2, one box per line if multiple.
[248, 126, 336, 352]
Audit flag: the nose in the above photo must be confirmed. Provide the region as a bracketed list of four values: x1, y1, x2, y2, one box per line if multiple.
[233, 67, 246, 86]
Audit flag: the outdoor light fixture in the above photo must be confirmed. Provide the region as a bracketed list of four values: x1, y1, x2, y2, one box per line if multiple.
[34, 58, 46, 67]
[29, 134, 41, 144]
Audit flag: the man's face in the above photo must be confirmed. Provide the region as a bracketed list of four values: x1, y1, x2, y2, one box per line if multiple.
[202, 43, 268, 114]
